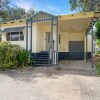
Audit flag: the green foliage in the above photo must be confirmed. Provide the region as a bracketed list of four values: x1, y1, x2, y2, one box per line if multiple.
[26, 8, 36, 18]
[70, 0, 99, 12]
[96, 64, 100, 74]
[0, 1, 36, 22]
[17, 49, 30, 69]
[0, 42, 31, 70]
[96, 39, 100, 47]
[95, 21, 100, 39]
[97, 51, 100, 55]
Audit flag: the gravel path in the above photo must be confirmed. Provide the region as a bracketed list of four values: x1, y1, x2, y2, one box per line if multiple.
[0, 61, 100, 100]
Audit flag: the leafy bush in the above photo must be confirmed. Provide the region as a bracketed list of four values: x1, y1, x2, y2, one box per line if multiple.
[0, 42, 31, 70]
[96, 64, 100, 75]
[96, 39, 100, 47]
[17, 49, 30, 69]
[97, 51, 100, 55]
[95, 21, 100, 39]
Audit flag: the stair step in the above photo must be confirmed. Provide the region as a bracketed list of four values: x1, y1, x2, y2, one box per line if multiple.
[34, 64, 48, 66]
[40, 53, 49, 55]
[36, 60, 48, 63]
[41, 51, 48, 53]
[33, 51, 50, 66]
[39, 57, 49, 59]
[36, 59, 48, 61]
[39, 55, 49, 57]
[36, 61, 48, 64]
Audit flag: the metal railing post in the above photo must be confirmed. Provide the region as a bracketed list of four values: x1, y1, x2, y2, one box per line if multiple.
[91, 17, 94, 69]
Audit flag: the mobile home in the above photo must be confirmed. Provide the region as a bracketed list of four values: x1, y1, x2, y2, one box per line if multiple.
[0, 11, 100, 66]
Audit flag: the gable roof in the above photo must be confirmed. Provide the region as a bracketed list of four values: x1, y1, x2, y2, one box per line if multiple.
[27, 11, 57, 23]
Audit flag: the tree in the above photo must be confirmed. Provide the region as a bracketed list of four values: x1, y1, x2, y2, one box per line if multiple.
[0, 2, 36, 22]
[0, 0, 9, 21]
[95, 21, 100, 39]
[0, 0, 9, 9]
[26, 8, 36, 18]
[70, 0, 100, 12]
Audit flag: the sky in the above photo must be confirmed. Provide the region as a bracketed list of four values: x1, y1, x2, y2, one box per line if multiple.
[9, 0, 75, 15]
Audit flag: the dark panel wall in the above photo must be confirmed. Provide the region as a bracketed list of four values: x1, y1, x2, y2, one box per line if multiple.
[58, 52, 91, 61]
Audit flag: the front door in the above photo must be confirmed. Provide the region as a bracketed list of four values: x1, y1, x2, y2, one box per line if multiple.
[46, 32, 51, 50]
[69, 41, 84, 60]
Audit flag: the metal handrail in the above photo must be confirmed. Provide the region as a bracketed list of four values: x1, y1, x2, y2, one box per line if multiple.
[48, 40, 54, 65]
[48, 40, 54, 51]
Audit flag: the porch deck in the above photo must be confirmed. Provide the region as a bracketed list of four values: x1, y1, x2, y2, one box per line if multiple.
[58, 60, 95, 71]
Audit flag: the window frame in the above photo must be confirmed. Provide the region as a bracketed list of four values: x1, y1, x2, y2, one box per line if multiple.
[6, 31, 24, 41]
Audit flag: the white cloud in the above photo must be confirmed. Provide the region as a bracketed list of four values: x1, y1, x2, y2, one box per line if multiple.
[14, 0, 33, 11]
[10, 0, 61, 14]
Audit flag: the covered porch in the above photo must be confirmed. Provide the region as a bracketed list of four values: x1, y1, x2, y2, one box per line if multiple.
[26, 11, 100, 68]
[26, 11, 58, 66]
[58, 14, 92, 61]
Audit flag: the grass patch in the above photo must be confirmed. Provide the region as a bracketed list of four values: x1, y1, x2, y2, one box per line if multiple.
[96, 64, 100, 75]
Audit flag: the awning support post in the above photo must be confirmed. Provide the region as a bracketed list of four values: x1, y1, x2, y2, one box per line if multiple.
[91, 17, 94, 69]
[86, 28, 88, 62]
[50, 16, 53, 64]
[56, 16, 58, 65]
[26, 19, 28, 51]
[30, 18, 32, 57]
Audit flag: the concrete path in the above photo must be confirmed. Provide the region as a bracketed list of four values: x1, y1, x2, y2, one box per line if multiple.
[0, 61, 100, 100]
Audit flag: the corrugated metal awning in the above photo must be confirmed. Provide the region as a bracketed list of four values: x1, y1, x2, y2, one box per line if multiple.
[2, 26, 25, 32]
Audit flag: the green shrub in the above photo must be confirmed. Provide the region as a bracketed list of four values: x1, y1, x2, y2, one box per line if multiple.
[96, 64, 100, 75]
[96, 39, 100, 47]
[17, 49, 30, 69]
[97, 51, 100, 55]
[0, 42, 31, 70]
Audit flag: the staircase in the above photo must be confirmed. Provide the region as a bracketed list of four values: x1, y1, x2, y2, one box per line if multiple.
[34, 51, 50, 66]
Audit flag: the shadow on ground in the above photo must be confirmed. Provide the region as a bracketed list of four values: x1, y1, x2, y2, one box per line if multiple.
[0, 63, 97, 83]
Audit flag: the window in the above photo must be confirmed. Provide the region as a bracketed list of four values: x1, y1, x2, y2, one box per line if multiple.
[0, 34, 2, 42]
[7, 33, 10, 41]
[20, 31, 24, 41]
[7, 31, 24, 41]
[11, 32, 19, 41]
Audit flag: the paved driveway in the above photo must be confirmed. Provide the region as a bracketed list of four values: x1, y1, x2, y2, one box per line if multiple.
[0, 61, 100, 100]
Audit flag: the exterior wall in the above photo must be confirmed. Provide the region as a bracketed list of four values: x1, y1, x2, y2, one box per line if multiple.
[31, 23, 37, 53]
[84, 32, 92, 59]
[36, 23, 43, 52]
[58, 31, 92, 60]
[87, 35, 92, 52]
[0, 18, 92, 61]
[30, 22, 51, 53]
[59, 32, 84, 52]
[42, 23, 50, 51]
[1, 21, 57, 54]
[2, 20, 26, 28]
[2, 29, 26, 49]
[1, 20, 26, 49]
[43, 24, 57, 51]
[27, 22, 56, 53]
